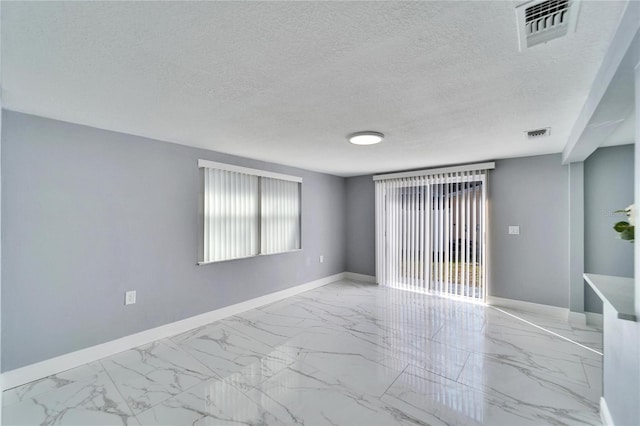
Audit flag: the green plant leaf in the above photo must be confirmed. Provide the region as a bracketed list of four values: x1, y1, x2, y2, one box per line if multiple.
[614, 221, 630, 232]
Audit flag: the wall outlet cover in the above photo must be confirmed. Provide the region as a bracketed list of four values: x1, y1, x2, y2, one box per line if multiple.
[508, 226, 520, 235]
[125, 290, 137, 305]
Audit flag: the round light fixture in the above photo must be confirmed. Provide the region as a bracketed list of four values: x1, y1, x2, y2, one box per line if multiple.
[348, 131, 384, 145]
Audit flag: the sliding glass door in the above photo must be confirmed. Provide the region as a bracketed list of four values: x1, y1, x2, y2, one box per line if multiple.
[375, 169, 488, 302]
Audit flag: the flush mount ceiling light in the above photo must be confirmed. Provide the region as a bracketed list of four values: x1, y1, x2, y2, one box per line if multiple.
[348, 131, 384, 145]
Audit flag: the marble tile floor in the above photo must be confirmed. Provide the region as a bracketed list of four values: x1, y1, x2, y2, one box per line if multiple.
[3, 280, 604, 425]
[492, 306, 603, 354]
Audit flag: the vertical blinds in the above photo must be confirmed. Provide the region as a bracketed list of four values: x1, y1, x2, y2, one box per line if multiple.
[261, 177, 301, 254]
[374, 165, 491, 301]
[199, 160, 302, 264]
[203, 168, 259, 262]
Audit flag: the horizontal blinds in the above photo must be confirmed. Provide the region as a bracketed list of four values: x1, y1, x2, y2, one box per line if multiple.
[261, 177, 301, 254]
[374, 168, 488, 301]
[203, 168, 259, 262]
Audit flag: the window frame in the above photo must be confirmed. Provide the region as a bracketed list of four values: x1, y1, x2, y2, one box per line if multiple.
[197, 159, 302, 265]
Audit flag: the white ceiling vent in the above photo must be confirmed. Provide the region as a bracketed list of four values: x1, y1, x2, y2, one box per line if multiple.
[516, 0, 580, 51]
[525, 127, 551, 139]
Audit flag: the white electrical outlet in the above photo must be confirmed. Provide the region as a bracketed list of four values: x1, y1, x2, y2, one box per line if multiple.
[125, 290, 137, 305]
[508, 226, 520, 235]
[320, 255, 324, 263]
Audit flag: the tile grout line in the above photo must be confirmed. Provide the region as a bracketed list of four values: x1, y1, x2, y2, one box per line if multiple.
[101, 339, 222, 420]
[162, 336, 248, 399]
[379, 363, 409, 399]
[454, 352, 472, 383]
[165, 313, 305, 399]
[428, 323, 445, 340]
[98, 359, 141, 423]
[170, 336, 221, 380]
[580, 360, 593, 389]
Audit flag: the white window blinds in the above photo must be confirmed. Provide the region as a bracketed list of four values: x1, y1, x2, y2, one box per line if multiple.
[374, 163, 493, 301]
[199, 160, 302, 264]
[261, 177, 301, 254]
[203, 168, 259, 262]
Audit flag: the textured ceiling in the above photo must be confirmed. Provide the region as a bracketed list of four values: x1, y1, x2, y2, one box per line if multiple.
[1, 1, 627, 176]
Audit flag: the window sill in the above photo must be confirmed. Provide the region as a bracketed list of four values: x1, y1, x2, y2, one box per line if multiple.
[197, 249, 303, 265]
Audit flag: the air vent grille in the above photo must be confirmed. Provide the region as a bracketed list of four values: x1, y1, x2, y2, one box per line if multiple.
[525, 0, 569, 32]
[516, 0, 580, 51]
[525, 128, 551, 139]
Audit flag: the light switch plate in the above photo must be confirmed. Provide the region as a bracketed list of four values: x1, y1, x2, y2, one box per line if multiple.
[508, 226, 520, 235]
[125, 290, 137, 305]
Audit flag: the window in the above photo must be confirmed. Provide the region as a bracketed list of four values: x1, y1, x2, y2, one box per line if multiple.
[198, 160, 301, 264]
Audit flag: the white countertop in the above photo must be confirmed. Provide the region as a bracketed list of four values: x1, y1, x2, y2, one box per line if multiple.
[584, 273, 636, 321]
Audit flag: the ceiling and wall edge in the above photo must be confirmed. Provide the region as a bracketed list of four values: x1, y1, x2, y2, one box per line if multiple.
[562, 1, 640, 164]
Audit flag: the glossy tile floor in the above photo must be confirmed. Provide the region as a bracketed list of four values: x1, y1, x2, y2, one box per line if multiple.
[3, 280, 604, 425]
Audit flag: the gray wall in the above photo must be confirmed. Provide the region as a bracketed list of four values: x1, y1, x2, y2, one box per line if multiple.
[584, 145, 634, 314]
[489, 154, 569, 308]
[0, 82, 3, 417]
[1, 111, 346, 371]
[345, 175, 375, 276]
[568, 162, 585, 314]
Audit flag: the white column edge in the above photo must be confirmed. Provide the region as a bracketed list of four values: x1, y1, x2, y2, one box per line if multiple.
[600, 397, 615, 426]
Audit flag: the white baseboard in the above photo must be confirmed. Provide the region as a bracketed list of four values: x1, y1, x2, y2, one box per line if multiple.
[344, 272, 377, 283]
[586, 312, 604, 328]
[1, 272, 345, 391]
[487, 296, 569, 320]
[600, 397, 614, 426]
